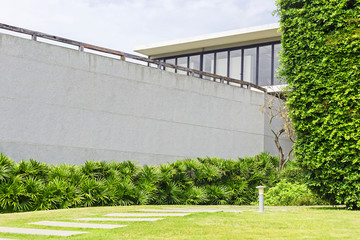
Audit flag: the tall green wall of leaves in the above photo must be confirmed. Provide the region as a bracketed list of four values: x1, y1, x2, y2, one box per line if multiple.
[276, 0, 360, 209]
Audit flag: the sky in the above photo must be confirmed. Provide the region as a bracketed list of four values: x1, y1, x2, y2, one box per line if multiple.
[0, 0, 279, 55]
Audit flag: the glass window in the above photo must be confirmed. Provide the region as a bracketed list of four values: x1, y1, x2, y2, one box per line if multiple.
[189, 55, 200, 77]
[258, 45, 272, 86]
[243, 48, 257, 84]
[273, 44, 282, 85]
[215, 51, 228, 77]
[229, 50, 242, 80]
[202, 53, 215, 80]
[165, 58, 175, 73]
[177, 56, 188, 75]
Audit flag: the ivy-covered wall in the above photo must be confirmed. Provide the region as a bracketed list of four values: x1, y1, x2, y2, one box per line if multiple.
[276, 0, 360, 209]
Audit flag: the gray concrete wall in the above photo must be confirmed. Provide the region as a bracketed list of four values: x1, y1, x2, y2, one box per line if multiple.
[0, 33, 291, 165]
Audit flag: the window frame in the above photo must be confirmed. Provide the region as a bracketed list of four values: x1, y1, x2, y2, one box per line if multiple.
[157, 40, 281, 87]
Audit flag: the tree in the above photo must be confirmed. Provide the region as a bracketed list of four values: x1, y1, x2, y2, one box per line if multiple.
[261, 91, 295, 171]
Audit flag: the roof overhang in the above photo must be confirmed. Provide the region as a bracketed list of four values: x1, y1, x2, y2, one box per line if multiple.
[134, 23, 281, 58]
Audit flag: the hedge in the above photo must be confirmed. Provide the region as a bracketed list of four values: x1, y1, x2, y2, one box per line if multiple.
[0, 152, 325, 213]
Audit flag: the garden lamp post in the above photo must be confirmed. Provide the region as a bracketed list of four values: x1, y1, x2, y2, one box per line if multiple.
[256, 186, 266, 212]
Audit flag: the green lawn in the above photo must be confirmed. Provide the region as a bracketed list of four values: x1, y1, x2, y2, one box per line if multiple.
[0, 205, 359, 239]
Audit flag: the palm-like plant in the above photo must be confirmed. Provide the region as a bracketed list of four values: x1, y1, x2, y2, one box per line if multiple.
[134, 165, 159, 204]
[0, 153, 292, 211]
[80, 178, 109, 207]
[184, 185, 208, 205]
[205, 185, 232, 205]
[156, 182, 182, 205]
[115, 160, 140, 178]
[22, 176, 44, 210]
[64, 184, 83, 208]
[170, 159, 198, 188]
[182, 159, 201, 179]
[38, 177, 65, 210]
[136, 165, 159, 184]
[0, 176, 33, 212]
[0, 153, 14, 166]
[0, 165, 11, 182]
[39, 177, 83, 210]
[68, 166, 84, 185]
[81, 161, 103, 179]
[0, 154, 13, 184]
[107, 176, 136, 206]
[11, 159, 50, 181]
[197, 161, 223, 184]
[225, 177, 249, 205]
[49, 163, 73, 180]
[158, 163, 176, 183]
[135, 184, 157, 205]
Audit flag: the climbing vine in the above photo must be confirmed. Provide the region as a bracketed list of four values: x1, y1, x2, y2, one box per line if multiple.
[275, 0, 360, 209]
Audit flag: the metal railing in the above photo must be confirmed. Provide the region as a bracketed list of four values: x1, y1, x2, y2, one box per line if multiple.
[0, 23, 267, 93]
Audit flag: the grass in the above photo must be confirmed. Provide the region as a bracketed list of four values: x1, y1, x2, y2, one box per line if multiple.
[0, 205, 359, 239]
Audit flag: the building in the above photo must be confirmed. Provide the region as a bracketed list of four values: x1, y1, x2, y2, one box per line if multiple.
[134, 23, 284, 90]
[0, 23, 291, 165]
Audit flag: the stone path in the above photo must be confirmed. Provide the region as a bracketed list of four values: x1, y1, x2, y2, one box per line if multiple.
[163, 207, 243, 213]
[29, 221, 126, 229]
[137, 209, 220, 213]
[105, 213, 190, 217]
[0, 227, 87, 237]
[76, 217, 163, 222]
[0, 207, 223, 238]
[219, 209, 243, 212]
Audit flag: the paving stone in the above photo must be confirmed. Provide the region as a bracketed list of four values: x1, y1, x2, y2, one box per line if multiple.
[137, 209, 220, 213]
[29, 221, 126, 229]
[220, 210, 243, 213]
[76, 218, 163, 222]
[105, 213, 190, 217]
[0, 227, 87, 237]
[164, 207, 242, 213]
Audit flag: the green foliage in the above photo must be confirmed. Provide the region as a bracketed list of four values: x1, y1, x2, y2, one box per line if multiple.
[276, 0, 360, 209]
[278, 159, 305, 184]
[0, 153, 321, 213]
[265, 180, 328, 206]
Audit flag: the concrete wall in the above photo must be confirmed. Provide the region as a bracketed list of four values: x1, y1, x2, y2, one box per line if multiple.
[0, 33, 291, 165]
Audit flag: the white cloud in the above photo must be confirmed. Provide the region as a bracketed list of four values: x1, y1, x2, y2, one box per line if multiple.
[0, 0, 279, 54]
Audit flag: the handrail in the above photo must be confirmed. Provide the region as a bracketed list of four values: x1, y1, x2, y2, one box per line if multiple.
[0, 23, 267, 93]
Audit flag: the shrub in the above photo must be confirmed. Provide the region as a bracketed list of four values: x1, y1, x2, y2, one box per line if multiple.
[0, 152, 316, 213]
[278, 159, 305, 184]
[265, 180, 328, 206]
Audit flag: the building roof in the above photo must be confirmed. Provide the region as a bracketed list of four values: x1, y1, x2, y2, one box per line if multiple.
[134, 23, 281, 58]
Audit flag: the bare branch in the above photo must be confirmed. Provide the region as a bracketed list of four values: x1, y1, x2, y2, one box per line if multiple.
[261, 90, 296, 171]
[282, 147, 294, 170]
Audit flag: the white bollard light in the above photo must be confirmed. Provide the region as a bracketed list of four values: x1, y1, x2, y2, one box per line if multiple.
[256, 186, 266, 212]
